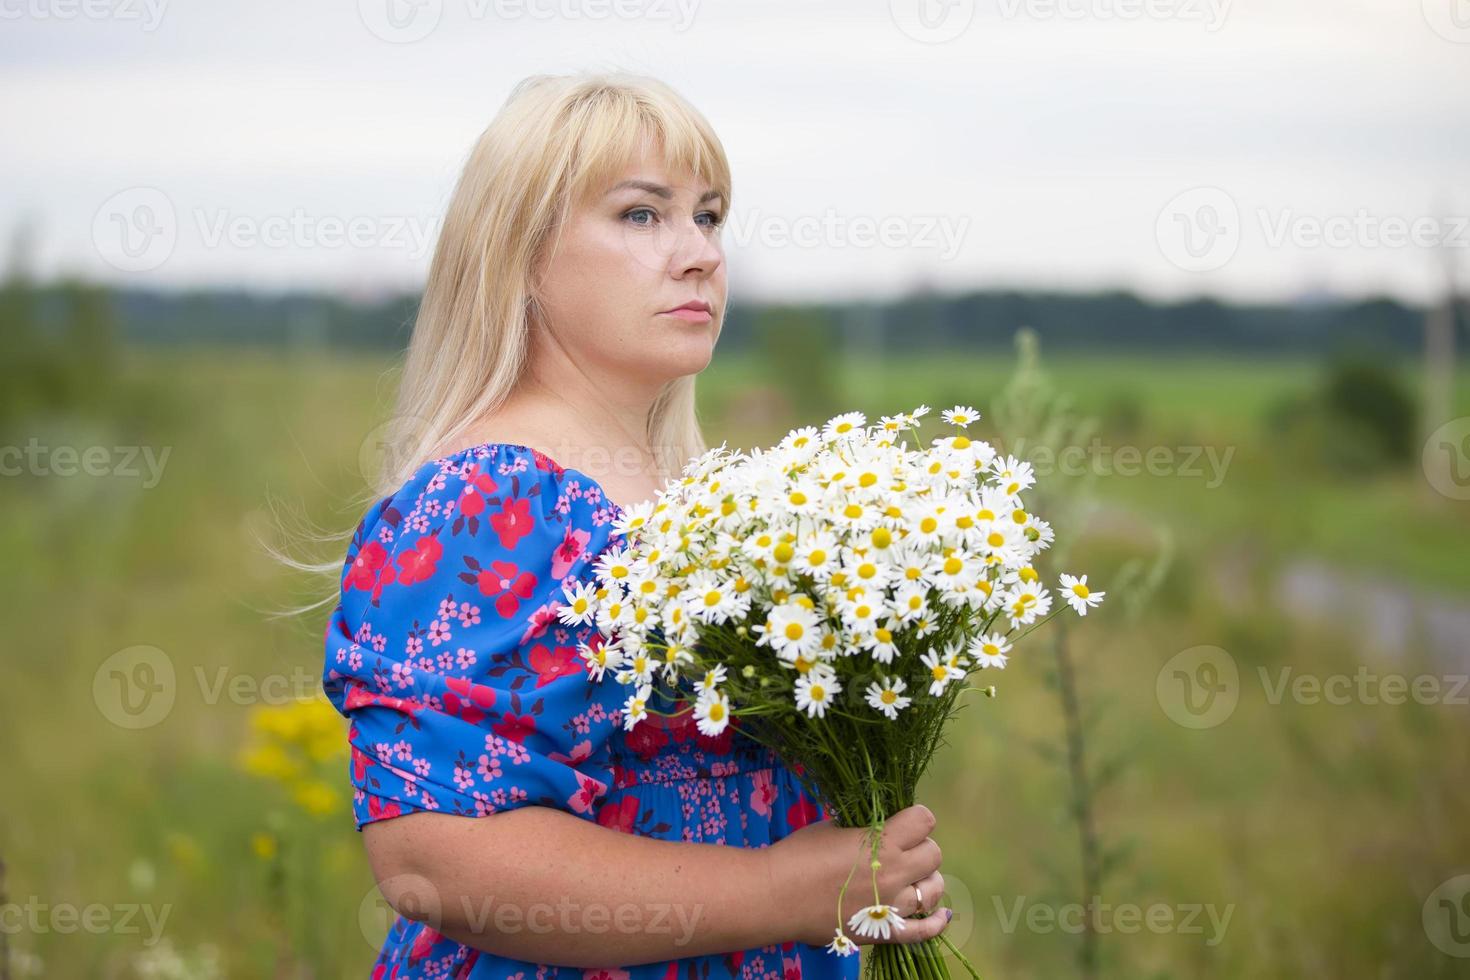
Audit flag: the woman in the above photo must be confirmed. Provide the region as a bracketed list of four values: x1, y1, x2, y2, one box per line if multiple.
[321, 71, 952, 978]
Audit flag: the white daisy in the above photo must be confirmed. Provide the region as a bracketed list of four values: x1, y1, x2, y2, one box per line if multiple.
[976, 521, 1026, 568]
[892, 583, 930, 623]
[823, 411, 867, 441]
[794, 668, 842, 718]
[928, 548, 981, 593]
[847, 903, 907, 940]
[591, 545, 640, 587]
[577, 636, 624, 682]
[920, 649, 966, 695]
[990, 455, 1037, 497]
[693, 689, 732, 737]
[621, 683, 653, 731]
[826, 929, 858, 956]
[1001, 584, 1052, 626]
[941, 405, 981, 428]
[865, 676, 912, 720]
[610, 499, 656, 540]
[1059, 573, 1105, 615]
[657, 641, 695, 674]
[762, 601, 824, 659]
[613, 647, 658, 686]
[841, 552, 893, 593]
[969, 632, 1013, 669]
[697, 664, 728, 693]
[557, 579, 598, 627]
[860, 621, 902, 665]
[685, 571, 745, 625]
[794, 530, 841, 581]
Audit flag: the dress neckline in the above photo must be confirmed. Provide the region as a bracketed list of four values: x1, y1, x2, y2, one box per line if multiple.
[448, 441, 635, 517]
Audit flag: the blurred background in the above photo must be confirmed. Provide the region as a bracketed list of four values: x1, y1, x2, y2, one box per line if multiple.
[3, 1, 1469, 977]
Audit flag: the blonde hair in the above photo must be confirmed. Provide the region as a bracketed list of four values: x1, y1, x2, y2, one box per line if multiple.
[266, 70, 731, 616]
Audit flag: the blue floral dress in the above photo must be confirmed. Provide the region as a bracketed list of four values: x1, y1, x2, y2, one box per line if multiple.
[322, 442, 862, 980]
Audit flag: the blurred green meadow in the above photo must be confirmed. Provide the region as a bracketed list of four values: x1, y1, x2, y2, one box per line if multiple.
[4, 335, 1470, 978]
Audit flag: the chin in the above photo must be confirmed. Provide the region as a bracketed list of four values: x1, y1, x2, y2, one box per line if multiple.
[644, 333, 716, 380]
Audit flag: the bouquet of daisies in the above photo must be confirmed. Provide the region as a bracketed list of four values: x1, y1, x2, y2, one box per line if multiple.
[564, 405, 1104, 980]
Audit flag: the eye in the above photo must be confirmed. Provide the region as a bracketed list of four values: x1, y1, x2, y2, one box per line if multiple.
[622, 206, 726, 231]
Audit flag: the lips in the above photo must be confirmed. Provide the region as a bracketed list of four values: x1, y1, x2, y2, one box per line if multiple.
[659, 300, 713, 323]
[662, 300, 712, 314]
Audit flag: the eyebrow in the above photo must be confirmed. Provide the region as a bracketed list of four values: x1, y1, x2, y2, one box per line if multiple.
[608, 179, 724, 206]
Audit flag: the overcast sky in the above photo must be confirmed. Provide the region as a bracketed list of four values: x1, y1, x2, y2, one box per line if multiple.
[2, 0, 1467, 305]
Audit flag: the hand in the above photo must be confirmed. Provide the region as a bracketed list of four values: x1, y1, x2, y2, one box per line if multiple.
[764, 803, 951, 949]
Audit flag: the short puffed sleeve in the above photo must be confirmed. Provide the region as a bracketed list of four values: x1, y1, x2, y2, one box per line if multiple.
[321, 444, 626, 831]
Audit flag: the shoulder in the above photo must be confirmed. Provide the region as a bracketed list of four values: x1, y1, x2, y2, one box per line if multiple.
[340, 443, 624, 611]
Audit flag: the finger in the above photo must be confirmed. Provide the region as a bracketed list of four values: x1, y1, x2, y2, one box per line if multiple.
[898, 870, 946, 917]
[884, 803, 937, 850]
[877, 905, 953, 945]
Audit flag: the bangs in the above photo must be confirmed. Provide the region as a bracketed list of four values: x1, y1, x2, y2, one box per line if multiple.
[556, 81, 732, 213]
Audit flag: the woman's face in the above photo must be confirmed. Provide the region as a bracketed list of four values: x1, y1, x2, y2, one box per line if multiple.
[531, 141, 727, 388]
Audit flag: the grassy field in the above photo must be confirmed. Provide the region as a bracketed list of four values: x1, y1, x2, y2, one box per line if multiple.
[3, 345, 1468, 978]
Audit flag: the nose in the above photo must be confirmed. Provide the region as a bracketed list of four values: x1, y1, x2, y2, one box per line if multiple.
[666, 214, 723, 280]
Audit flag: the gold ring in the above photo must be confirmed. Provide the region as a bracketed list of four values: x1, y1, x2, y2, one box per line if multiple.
[913, 883, 926, 916]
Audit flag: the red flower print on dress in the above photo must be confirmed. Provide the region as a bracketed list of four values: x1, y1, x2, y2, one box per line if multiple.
[567, 769, 609, 814]
[490, 496, 535, 550]
[473, 560, 538, 618]
[547, 739, 595, 767]
[346, 540, 397, 602]
[408, 927, 441, 963]
[395, 534, 443, 586]
[786, 795, 819, 831]
[455, 465, 499, 518]
[493, 711, 537, 744]
[443, 676, 496, 725]
[344, 681, 426, 720]
[749, 768, 777, 818]
[551, 525, 590, 579]
[367, 795, 402, 821]
[581, 969, 630, 980]
[596, 796, 641, 834]
[519, 601, 559, 645]
[624, 717, 670, 761]
[527, 643, 583, 687]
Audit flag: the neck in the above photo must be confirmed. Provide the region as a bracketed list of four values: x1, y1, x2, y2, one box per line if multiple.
[498, 342, 668, 485]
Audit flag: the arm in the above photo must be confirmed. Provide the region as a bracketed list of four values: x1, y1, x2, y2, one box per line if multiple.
[364, 805, 780, 967]
[365, 801, 955, 966]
